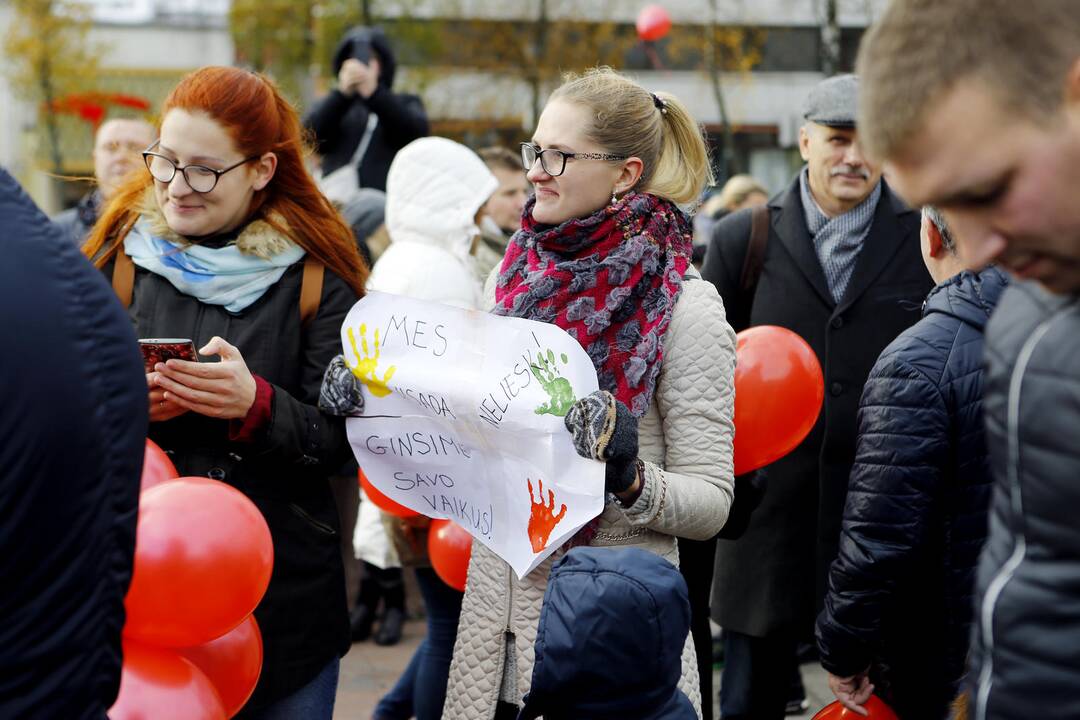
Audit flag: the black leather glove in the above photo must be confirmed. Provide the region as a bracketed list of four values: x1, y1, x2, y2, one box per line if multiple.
[564, 390, 639, 494]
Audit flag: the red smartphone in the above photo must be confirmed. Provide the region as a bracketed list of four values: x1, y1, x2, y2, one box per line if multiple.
[139, 338, 199, 373]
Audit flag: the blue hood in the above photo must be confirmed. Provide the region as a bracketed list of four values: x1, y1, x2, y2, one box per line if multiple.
[922, 265, 1009, 331]
[518, 547, 696, 720]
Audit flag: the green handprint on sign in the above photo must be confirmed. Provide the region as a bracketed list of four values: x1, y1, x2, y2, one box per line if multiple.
[531, 348, 575, 417]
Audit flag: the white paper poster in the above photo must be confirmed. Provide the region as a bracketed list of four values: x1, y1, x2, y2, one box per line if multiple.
[340, 292, 605, 578]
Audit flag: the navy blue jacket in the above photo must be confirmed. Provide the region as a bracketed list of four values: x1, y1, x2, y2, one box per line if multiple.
[518, 547, 696, 720]
[816, 267, 1007, 719]
[0, 169, 147, 717]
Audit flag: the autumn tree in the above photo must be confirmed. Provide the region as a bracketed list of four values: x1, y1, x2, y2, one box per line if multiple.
[3, 0, 101, 173]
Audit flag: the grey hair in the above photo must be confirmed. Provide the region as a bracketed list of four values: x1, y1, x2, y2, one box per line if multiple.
[922, 205, 956, 253]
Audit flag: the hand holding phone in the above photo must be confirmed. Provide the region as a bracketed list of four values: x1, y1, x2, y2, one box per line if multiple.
[139, 338, 199, 374]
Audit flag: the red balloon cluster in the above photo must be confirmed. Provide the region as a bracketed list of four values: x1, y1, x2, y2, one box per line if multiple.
[636, 4, 672, 42]
[429, 519, 473, 591]
[111, 444, 272, 719]
[812, 695, 899, 720]
[732, 326, 824, 476]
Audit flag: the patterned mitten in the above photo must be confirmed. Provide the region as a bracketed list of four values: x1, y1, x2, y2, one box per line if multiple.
[318, 354, 365, 417]
[564, 390, 639, 493]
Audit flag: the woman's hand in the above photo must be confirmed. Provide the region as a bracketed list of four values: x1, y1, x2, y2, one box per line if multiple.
[152, 336, 257, 420]
[147, 372, 189, 422]
[564, 390, 641, 499]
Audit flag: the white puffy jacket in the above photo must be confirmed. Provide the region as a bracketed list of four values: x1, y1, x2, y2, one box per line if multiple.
[367, 136, 498, 309]
[443, 270, 737, 719]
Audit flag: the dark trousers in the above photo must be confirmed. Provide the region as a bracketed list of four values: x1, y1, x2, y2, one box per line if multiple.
[357, 561, 405, 612]
[374, 568, 463, 720]
[719, 630, 798, 720]
[678, 535, 718, 720]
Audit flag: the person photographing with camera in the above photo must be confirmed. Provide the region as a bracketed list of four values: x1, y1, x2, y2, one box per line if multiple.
[304, 26, 429, 195]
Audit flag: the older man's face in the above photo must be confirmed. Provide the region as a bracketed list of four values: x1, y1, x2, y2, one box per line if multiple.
[94, 119, 156, 200]
[799, 123, 882, 216]
[887, 78, 1080, 294]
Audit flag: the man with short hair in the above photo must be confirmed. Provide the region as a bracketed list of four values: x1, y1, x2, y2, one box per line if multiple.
[815, 208, 1005, 719]
[702, 74, 932, 720]
[474, 146, 530, 279]
[53, 117, 156, 245]
[857, 2, 1080, 717]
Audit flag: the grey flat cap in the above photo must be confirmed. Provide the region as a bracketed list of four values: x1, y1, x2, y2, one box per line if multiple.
[803, 74, 858, 128]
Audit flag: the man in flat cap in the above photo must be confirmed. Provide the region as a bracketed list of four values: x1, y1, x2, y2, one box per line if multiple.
[701, 75, 932, 719]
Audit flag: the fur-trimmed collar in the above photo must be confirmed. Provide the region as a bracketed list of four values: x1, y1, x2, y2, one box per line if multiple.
[136, 187, 294, 260]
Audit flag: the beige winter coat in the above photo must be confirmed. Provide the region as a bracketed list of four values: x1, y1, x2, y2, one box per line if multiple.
[443, 272, 737, 719]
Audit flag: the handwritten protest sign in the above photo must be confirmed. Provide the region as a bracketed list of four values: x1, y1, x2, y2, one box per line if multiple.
[340, 292, 605, 578]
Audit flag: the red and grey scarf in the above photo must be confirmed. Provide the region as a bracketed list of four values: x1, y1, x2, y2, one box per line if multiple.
[494, 192, 691, 418]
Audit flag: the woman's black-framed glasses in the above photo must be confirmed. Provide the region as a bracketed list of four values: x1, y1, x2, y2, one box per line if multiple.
[519, 142, 626, 177]
[142, 140, 260, 193]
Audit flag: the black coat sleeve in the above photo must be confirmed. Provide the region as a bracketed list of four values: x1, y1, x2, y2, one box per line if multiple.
[260, 271, 359, 471]
[815, 353, 950, 677]
[364, 87, 429, 151]
[303, 89, 354, 156]
[700, 207, 752, 332]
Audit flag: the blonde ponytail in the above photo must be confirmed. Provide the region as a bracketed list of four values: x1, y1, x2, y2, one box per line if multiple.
[550, 67, 712, 205]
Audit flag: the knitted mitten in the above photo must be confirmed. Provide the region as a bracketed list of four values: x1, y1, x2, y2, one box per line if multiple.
[564, 390, 639, 493]
[318, 354, 365, 417]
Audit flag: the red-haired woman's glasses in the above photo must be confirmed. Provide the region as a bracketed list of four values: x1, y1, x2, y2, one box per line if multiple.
[142, 140, 259, 194]
[519, 142, 626, 177]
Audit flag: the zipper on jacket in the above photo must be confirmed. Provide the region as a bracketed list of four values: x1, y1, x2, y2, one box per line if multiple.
[974, 304, 1075, 720]
[288, 502, 337, 536]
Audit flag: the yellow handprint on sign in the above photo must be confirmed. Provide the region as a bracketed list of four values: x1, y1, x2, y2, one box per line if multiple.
[347, 324, 396, 398]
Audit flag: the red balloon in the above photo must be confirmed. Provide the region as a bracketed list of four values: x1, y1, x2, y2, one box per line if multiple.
[109, 642, 226, 720]
[636, 4, 672, 42]
[142, 439, 179, 492]
[180, 616, 263, 719]
[812, 695, 899, 720]
[124, 477, 274, 647]
[359, 469, 421, 518]
[733, 325, 824, 475]
[428, 519, 472, 592]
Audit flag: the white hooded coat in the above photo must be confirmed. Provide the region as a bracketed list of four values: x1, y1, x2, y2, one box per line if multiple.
[366, 136, 499, 310]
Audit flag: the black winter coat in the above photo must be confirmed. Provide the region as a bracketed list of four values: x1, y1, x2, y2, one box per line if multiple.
[969, 281, 1080, 720]
[104, 240, 358, 711]
[815, 267, 1007, 719]
[0, 169, 146, 718]
[703, 176, 933, 636]
[303, 27, 428, 192]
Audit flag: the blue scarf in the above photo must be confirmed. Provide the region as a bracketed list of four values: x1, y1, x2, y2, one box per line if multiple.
[124, 218, 305, 312]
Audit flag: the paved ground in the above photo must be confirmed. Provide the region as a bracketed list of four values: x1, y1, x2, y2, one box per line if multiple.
[335, 619, 833, 719]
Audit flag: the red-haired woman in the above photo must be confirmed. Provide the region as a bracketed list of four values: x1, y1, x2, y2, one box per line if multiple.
[84, 66, 367, 718]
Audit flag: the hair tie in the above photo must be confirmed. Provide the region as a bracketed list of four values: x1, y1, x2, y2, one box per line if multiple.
[651, 92, 668, 114]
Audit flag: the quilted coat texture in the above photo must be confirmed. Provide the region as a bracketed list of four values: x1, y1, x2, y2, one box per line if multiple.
[443, 275, 736, 719]
[816, 267, 1007, 719]
[368, 137, 498, 310]
[968, 281, 1080, 720]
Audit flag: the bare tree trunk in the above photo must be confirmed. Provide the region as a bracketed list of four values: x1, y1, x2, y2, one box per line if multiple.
[361, 0, 372, 25]
[821, 0, 840, 76]
[707, 0, 737, 179]
[38, 34, 63, 174]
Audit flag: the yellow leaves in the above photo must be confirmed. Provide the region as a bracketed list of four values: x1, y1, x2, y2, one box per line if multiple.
[3, 0, 101, 101]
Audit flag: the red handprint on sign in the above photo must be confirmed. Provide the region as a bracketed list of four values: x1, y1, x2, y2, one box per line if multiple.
[527, 478, 568, 553]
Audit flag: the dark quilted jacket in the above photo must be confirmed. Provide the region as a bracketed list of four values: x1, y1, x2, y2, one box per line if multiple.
[968, 281, 1080, 720]
[816, 267, 1008, 719]
[0, 169, 146, 718]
